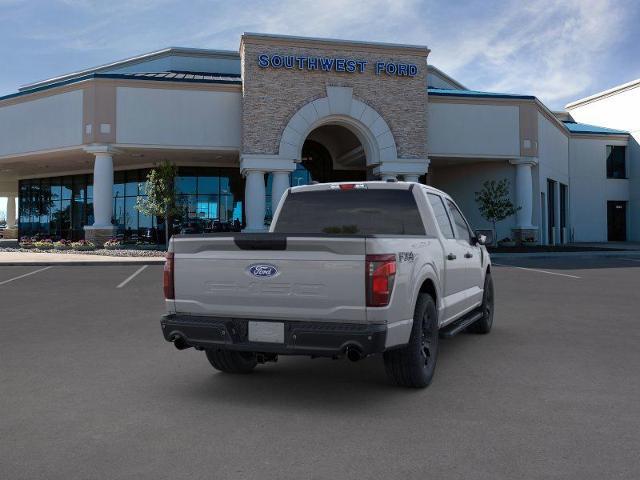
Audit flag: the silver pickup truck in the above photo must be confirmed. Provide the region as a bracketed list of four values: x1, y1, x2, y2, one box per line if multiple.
[161, 181, 493, 388]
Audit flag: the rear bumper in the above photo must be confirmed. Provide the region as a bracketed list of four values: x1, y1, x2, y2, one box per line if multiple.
[161, 314, 387, 357]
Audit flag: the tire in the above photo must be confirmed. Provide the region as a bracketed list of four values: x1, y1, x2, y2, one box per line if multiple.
[383, 293, 439, 388]
[468, 272, 494, 334]
[205, 349, 258, 374]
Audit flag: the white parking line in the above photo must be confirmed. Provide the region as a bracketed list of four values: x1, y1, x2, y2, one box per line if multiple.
[116, 265, 148, 289]
[0, 266, 53, 286]
[492, 263, 581, 279]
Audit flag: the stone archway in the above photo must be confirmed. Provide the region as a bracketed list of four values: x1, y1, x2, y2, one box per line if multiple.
[278, 86, 398, 168]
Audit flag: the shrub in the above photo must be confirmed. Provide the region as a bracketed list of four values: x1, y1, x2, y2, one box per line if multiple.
[135, 241, 158, 250]
[71, 240, 96, 251]
[19, 236, 34, 249]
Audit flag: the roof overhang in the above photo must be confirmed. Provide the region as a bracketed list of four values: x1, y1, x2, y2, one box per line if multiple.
[19, 47, 240, 93]
[565, 78, 640, 109]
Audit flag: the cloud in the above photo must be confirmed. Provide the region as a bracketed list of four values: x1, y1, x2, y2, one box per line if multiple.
[426, 0, 633, 107]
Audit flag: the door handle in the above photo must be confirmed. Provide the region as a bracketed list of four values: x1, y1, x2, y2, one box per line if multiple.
[464, 252, 473, 259]
[447, 253, 457, 260]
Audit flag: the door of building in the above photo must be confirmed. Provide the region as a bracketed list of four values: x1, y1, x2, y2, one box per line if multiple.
[547, 179, 556, 244]
[607, 201, 627, 241]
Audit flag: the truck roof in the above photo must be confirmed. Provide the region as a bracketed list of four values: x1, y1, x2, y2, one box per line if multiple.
[289, 180, 451, 198]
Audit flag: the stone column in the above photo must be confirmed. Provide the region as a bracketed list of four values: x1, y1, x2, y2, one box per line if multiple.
[510, 158, 538, 242]
[240, 154, 296, 232]
[404, 174, 420, 183]
[84, 145, 117, 245]
[244, 170, 266, 231]
[6, 195, 16, 228]
[271, 171, 290, 214]
[2, 194, 18, 239]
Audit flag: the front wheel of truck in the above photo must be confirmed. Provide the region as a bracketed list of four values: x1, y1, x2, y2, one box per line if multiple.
[205, 349, 258, 374]
[383, 293, 439, 388]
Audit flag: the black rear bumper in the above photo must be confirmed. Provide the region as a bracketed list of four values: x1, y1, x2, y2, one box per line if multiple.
[161, 314, 387, 357]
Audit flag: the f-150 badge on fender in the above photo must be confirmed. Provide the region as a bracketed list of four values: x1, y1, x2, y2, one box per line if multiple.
[398, 252, 416, 262]
[248, 264, 279, 278]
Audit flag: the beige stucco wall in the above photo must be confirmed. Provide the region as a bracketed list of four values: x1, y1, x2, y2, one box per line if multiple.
[116, 86, 242, 148]
[240, 36, 428, 160]
[0, 90, 83, 157]
[427, 101, 520, 157]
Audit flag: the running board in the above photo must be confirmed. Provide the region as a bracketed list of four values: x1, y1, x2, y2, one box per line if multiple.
[439, 310, 483, 338]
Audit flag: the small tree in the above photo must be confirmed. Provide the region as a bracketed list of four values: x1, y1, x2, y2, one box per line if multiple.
[474, 179, 520, 245]
[136, 161, 181, 247]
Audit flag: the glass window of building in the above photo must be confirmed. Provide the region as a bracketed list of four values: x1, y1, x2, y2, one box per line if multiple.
[606, 145, 626, 179]
[18, 167, 245, 241]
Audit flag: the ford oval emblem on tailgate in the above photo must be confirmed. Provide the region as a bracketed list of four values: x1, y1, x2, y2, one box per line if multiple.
[247, 264, 279, 278]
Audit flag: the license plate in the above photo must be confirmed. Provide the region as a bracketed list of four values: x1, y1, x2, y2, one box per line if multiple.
[248, 321, 285, 343]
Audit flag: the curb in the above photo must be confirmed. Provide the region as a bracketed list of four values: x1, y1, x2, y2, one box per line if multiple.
[0, 259, 166, 266]
[491, 250, 640, 259]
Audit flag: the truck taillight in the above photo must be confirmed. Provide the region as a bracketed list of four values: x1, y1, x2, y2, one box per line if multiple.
[366, 254, 396, 307]
[164, 252, 174, 299]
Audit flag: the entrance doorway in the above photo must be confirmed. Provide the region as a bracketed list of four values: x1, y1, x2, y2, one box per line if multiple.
[301, 124, 368, 183]
[265, 124, 368, 222]
[607, 201, 627, 241]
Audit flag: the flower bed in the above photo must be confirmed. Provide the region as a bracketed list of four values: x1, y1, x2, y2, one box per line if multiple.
[54, 239, 73, 250]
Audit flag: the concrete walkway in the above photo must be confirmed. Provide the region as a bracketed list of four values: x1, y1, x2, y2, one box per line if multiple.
[0, 251, 165, 266]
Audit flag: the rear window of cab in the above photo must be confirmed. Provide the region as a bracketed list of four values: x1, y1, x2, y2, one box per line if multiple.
[273, 188, 426, 235]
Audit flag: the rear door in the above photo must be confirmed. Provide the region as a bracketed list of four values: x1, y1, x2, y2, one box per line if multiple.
[426, 193, 469, 320]
[445, 198, 483, 306]
[173, 235, 367, 323]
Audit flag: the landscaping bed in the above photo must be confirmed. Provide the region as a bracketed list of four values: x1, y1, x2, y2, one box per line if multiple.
[0, 247, 164, 257]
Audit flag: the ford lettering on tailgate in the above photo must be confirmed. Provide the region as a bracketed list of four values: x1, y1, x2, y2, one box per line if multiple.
[247, 264, 279, 278]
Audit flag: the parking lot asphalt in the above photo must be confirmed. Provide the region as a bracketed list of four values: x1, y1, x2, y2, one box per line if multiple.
[1, 256, 639, 480]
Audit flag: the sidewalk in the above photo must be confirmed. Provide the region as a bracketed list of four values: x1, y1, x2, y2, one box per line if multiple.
[0, 251, 165, 266]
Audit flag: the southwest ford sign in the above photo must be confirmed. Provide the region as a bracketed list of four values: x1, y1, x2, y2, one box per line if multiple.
[258, 54, 418, 77]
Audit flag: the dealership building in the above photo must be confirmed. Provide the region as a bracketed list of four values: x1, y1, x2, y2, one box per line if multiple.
[0, 33, 637, 244]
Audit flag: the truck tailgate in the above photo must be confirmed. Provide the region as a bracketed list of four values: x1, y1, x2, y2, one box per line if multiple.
[172, 234, 367, 323]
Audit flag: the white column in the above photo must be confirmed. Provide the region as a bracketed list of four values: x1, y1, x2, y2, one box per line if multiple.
[92, 152, 114, 227]
[244, 170, 266, 231]
[511, 158, 537, 229]
[6, 195, 16, 228]
[271, 171, 290, 213]
[374, 159, 429, 183]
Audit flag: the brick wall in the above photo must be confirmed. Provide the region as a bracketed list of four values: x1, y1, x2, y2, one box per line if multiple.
[240, 37, 428, 160]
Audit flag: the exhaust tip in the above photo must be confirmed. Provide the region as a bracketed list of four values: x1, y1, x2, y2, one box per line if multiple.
[171, 335, 191, 350]
[345, 345, 363, 362]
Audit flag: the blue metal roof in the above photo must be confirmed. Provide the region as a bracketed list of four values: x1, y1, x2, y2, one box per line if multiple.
[428, 87, 535, 100]
[0, 71, 242, 102]
[562, 121, 628, 135]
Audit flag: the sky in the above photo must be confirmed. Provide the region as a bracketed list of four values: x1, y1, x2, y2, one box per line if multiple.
[1, 0, 639, 217]
[1, 0, 639, 108]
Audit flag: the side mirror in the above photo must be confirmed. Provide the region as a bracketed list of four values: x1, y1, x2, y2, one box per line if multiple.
[473, 233, 487, 246]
